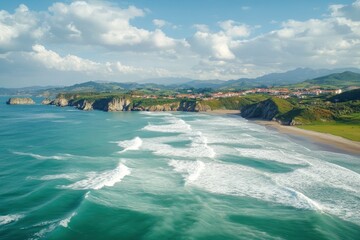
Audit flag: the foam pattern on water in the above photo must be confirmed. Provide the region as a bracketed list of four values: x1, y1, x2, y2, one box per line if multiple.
[61, 163, 131, 190]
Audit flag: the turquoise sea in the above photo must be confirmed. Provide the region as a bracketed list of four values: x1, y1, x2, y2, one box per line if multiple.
[0, 97, 360, 240]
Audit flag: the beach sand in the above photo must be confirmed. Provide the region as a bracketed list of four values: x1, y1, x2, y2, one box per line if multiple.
[205, 110, 360, 155]
[254, 120, 360, 155]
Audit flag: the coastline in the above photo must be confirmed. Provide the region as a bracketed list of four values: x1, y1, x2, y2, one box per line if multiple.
[204, 109, 360, 156]
[254, 120, 360, 155]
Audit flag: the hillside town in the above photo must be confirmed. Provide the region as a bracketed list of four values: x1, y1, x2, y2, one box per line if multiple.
[133, 87, 345, 100]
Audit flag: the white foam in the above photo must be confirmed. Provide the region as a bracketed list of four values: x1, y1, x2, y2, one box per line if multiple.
[13, 151, 72, 160]
[0, 214, 24, 225]
[169, 160, 205, 184]
[142, 117, 191, 133]
[113, 137, 143, 153]
[169, 161, 322, 210]
[59, 212, 77, 228]
[142, 132, 216, 159]
[139, 111, 172, 116]
[33, 223, 57, 239]
[169, 158, 360, 224]
[235, 148, 311, 165]
[61, 163, 131, 190]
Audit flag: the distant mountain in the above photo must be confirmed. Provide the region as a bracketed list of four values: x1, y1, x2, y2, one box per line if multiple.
[142, 67, 360, 89]
[218, 67, 360, 89]
[139, 77, 196, 86]
[296, 71, 360, 88]
[2, 68, 360, 96]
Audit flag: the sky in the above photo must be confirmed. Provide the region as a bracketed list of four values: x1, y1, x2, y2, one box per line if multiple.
[0, 0, 359, 87]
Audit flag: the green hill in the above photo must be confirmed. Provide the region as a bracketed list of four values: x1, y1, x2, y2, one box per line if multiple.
[295, 71, 360, 88]
[328, 88, 360, 102]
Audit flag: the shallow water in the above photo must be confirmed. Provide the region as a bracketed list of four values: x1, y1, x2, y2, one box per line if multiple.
[0, 97, 359, 239]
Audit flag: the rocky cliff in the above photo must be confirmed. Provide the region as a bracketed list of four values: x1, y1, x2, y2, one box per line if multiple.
[46, 95, 216, 113]
[240, 99, 280, 120]
[6, 97, 35, 105]
[240, 98, 294, 122]
[50, 97, 68, 107]
[41, 98, 52, 105]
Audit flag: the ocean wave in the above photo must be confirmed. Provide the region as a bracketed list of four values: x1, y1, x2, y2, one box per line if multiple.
[112, 137, 143, 153]
[169, 160, 205, 184]
[142, 117, 192, 133]
[59, 212, 77, 228]
[61, 163, 131, 190]
[235, 148, 311, 165]
[12, 151, 73, 160]
[0, 214, 24, 225]
[168, 159, 360, 223]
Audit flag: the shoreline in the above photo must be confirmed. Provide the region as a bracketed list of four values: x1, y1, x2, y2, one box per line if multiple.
[255, 120, 360, 156]
[205, 110, 360, 156]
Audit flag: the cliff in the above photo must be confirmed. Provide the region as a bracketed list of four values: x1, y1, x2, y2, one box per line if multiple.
[47, 93, 215, 113]
[6, 97, 35, 105]
[50, 97, 68, 107]
[241, 98, 294, 122]
[41, 98, 52, 105]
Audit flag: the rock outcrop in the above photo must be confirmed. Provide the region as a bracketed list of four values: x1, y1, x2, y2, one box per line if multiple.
[48, 95, 214, 113]
[41, 98, 52, 105]
[6, 97, 35, 105]
[51, 98, 68, 107]
[240, 99, 280, 120]
[70, 99, 94, 111]
[178, 100, 211, 112]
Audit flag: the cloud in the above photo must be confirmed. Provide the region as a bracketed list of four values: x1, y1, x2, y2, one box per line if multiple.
[46, 1, 187, 51]
[0, 1, 188, 53]
[0, 4, 46, 52]
[1, 0, 360, 86]
[153, 19, 167, 28]
[191, 1, 360, 73]
[30, 44, 102, 73]
[190, 20, 250, 60]
[241, 6, 251, 11]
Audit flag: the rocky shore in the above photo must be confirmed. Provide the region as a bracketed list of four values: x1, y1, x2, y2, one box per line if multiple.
[43, 96, 212, 112]
[6, 97, 35, 105]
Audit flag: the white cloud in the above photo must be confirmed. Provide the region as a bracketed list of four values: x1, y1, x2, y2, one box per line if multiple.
[30, 44, 102, 73]
[190, 20, 250, 61]
[46, 1, 187, 51]
[27, 44, 172, 78]
[241, 6, 251, 11]
[0, 4, 45, 52]
[153, 19, 167, 28]
[1, 0, 360, 86]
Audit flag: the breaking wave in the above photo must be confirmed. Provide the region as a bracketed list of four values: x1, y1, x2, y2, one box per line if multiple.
[61, 163, 131, 190]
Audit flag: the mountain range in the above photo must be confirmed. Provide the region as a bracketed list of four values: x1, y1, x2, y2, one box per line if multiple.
[1, 67, 360, 96]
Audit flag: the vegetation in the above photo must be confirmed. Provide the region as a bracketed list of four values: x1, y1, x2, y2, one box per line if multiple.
[328, 88, 360, 102]
[292, 71, 360, 89]
[203, 95, 267, 110]
[298, 123, 360, 141]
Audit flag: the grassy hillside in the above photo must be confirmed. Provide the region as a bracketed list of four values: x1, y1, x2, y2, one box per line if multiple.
[203, 95, 267, 110]
[293, 71, 360, 88]
[328, 88, 360, 102]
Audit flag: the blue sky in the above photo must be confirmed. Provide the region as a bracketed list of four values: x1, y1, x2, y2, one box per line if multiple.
[0, 0, 359, 87]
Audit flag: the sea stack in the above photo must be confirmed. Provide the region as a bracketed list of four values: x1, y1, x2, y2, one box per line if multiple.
[6, 97, 35, 105]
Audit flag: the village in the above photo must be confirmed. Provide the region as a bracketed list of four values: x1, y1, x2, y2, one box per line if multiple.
[134, 87, 344, 100]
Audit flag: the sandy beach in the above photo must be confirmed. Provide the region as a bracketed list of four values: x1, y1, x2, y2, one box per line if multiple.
[254, 120, 360, 155]
[207, 109, 241, 115]
[205, 110, 360, 155]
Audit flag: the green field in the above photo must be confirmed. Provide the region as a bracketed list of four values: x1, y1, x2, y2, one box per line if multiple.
[297, 123, 360, 141]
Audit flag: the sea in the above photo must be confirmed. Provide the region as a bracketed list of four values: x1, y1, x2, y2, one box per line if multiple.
[0, 97, 360, 240]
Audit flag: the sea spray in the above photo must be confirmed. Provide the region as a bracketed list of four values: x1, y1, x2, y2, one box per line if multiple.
[61, 163, 131, 190]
